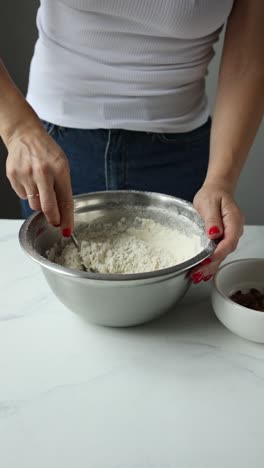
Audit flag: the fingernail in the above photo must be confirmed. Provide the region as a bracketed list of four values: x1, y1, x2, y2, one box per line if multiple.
[62, 228, 72, 237]
[200, 258, 212, 266]
[193, 276, 203, 284]
[191, 271, 203, 282]
[203, 275, 213, 282]
[209, 226, 220, 235]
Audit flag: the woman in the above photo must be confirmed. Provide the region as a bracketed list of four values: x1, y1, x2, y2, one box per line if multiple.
[0, 1, 263, 283]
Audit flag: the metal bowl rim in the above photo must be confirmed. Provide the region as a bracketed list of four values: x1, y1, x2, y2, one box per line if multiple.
[19, 190, 216, 282]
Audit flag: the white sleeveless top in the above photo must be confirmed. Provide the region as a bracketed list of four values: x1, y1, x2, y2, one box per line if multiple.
[27, 0, 234, 132]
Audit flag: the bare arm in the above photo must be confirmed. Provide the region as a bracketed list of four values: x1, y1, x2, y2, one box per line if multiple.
[206, 0, 264, 190]
[193, 0, 264, 279]
[0, 59, 73, 233]
[0, 59, 41, 143]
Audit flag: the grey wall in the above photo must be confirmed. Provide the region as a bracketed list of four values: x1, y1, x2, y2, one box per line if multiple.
[0, 4, 263, 222]
[0, 0, 39, 218]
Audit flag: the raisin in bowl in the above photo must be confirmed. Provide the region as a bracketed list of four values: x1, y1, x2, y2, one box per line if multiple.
[211, 258, 264, 343]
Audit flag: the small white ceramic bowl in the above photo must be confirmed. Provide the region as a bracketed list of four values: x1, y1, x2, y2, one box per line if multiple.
[211, 258, 264, 343]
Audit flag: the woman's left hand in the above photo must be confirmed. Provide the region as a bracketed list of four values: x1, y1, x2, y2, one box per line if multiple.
[191, 182, 244, 283]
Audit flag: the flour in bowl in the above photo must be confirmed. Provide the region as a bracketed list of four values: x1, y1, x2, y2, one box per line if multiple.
[47, 217, 202, 274]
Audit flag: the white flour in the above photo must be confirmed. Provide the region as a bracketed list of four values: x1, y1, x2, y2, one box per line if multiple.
[47, 217, 202, 274]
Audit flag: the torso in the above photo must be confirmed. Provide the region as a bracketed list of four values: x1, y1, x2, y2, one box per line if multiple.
[27, 0, 234, 132]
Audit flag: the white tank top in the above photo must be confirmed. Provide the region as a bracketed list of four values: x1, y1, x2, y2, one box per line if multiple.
[27, 0, 234, 132]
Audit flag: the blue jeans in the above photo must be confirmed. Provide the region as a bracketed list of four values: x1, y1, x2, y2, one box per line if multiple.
[21, 118, 211, 218]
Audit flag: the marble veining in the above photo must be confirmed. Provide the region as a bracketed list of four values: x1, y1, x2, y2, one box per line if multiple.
[0, 220, 264, 468]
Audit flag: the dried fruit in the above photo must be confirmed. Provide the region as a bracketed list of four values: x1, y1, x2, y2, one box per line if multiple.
[230, 288, 264, 312]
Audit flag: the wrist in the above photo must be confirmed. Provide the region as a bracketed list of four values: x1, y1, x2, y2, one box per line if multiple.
[1, 106, 43, 147]
[0, 78, 42, 146]
[202, 175, 237, 194]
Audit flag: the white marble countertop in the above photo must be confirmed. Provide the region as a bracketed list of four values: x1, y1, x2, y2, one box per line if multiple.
[0, 220, 264, 468]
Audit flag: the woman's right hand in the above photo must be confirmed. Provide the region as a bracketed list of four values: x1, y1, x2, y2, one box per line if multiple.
[5, 122, 74, 236]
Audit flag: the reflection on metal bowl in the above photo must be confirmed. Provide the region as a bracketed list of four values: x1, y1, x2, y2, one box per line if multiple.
[19, 191, 216, 327]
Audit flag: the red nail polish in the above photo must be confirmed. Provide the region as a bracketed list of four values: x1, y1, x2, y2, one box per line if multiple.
[209, 226, 220, 236]
[191, 271, 203, 281]
[200, 258, 212, 266]
[62, 228, 72, 237]
[203, 275, 213, 282]
[193, 276, 203, 284]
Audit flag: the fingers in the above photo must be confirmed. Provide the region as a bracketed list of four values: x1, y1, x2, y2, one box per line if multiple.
[192, 186, 245, 285]
[30, 152, 74, 233]
[191, 271, 213, 284]
[6, 161, 27, 200]
[190, 238, 234, 282]
[8, 178, 28, 200]
[191, 208, 244, 283]
[190, 258, 214, 284]
[36, 181, 60, 226]
[209, 202, 244, 266]
[5, 128, 74, 233]
[7, 168, 41, 211]
[28, 196, 41, 212]
[197, 198, 224, 240]
[21, 156, 61, 224]
[54, 161, 74, 235]
[24, 184, 41, 211]
[191, 236, 240, 282]
[210, 213, 244, 265]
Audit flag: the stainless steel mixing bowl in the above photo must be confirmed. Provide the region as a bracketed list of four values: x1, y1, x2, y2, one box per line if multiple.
[19, 191, 216, 327]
